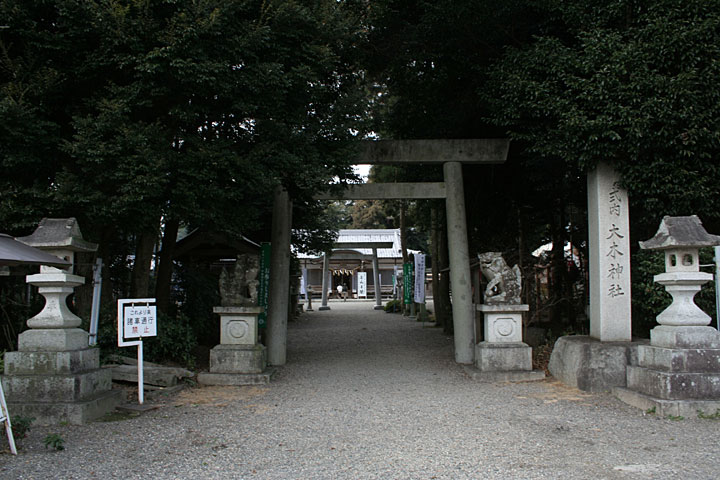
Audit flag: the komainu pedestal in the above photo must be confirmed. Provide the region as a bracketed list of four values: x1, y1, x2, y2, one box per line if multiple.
[198, 307, 272, 385]
[469, 305, 544, 382]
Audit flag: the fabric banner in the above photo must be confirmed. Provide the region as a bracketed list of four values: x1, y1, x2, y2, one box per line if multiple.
[403, 262, 413, 304]
[357, 271, 367, 298]
[300, 268, 307, 295]
[414, 254, 426, 302]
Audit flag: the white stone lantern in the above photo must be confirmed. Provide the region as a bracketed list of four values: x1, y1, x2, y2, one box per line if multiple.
[16, 218, 97, 350]
[639, 215, 720, 328]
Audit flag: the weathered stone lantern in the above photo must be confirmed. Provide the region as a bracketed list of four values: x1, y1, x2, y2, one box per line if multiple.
[638, 215, 720, 331]
[2, 218, 122, 424]
[615, 215, 720, 417]
[17, 218, 98, 349]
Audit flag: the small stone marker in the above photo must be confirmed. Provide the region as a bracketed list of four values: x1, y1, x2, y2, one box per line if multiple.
[587, 161, 632, 341]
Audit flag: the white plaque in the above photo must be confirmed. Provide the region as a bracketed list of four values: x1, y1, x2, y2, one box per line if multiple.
[358, 272, 367, 298]
[123, 305, 157, 338]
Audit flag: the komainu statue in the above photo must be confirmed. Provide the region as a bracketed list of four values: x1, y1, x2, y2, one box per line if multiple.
[477, 252, 522, 305]
[219, 254, 260, 306]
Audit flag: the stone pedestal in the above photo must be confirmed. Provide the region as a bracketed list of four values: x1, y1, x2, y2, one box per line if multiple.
[198, 307, 274, 385]
[468, 305, 544, 382]
[615, 326, 720, 417]
[549, 336, 644, 392]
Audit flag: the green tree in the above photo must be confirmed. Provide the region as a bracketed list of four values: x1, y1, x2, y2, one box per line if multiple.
[1, 0, 369, 308]
[486, 0, 720, 330]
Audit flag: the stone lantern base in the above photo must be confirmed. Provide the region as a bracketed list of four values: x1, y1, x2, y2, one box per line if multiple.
[197, 307, 274, 385]
[615, 326, 720, 417]
[2, 343, 123, 425]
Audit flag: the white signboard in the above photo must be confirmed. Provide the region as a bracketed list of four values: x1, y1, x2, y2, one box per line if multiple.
[357, 272, 367, 298]
[123, 305, 157, 338]
[414, 254, 426, 302]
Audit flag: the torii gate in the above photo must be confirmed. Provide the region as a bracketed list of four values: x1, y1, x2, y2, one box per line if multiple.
[266, 139, 510, 366]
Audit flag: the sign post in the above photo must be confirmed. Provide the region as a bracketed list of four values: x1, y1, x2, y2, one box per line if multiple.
[117, 298, 157, 405]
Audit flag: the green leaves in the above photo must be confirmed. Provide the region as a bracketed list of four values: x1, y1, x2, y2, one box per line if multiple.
[486, 0, 720, 230]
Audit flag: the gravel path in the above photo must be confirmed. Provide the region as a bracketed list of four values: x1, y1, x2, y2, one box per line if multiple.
[1, 301, 719, 479]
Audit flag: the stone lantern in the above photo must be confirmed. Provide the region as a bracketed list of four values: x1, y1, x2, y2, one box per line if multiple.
[2, 218, 122, 424]
[615, 215, 720, 417]
[16, 218, 98, 349]
[638, 215, 720, 331]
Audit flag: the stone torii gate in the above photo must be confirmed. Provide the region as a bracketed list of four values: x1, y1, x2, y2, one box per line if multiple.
[266, 139, 510, 366]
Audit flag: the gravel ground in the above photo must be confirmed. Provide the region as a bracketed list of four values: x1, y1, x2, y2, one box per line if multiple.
[1, 300, 719, 479]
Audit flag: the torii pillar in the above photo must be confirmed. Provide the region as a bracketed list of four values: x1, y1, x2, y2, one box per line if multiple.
[266, 186, 292, 366]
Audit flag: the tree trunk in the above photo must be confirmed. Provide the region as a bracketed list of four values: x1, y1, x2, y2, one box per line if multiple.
[131, 230, 157, 298]
[155, 217, 180, 314]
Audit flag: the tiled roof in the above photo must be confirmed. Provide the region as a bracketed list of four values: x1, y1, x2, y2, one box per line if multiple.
[296, 229, 406, 259]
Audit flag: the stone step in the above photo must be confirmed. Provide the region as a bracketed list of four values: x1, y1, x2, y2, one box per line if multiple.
[638, 345, 720, 373]
[209, 344, 267, 374]
[197, 369, 275, 386]
[6, 388, 124, 425]
[110, 365, 182, 387]
[2, 368, 113, 403]
[626, 365, 720, 400]
[4, 348, 100, 375]
[614, 386, 720, 419]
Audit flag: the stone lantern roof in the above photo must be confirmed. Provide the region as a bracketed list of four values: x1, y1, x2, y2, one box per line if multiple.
[639, 215, 720, 250]
[17, 218, 97, 252]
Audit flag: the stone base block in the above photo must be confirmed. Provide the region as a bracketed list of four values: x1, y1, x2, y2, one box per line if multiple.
[318, 306, 331, 311]
[548, 335, 645, 392]
[650, 326, 720, 349]
[2, 368, 112, 403]
[18, 328, 89, 351]
[464, 365, 545, 383]
[638, 344, 720, 373]
[475, 342, 532, 372]
[614, 387, 720, 418]
[5, 388, 123, 426]
[626, 366, 720, 400]
[111, 365, 178, 387]
[374, 305, 385, 310]
[208, 344, 267, 374]
[4, 348, 99, 375]
[197, 369, 276, 386]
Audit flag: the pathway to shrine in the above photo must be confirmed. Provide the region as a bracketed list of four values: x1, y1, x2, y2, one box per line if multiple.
[2, 301, 718, 478]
